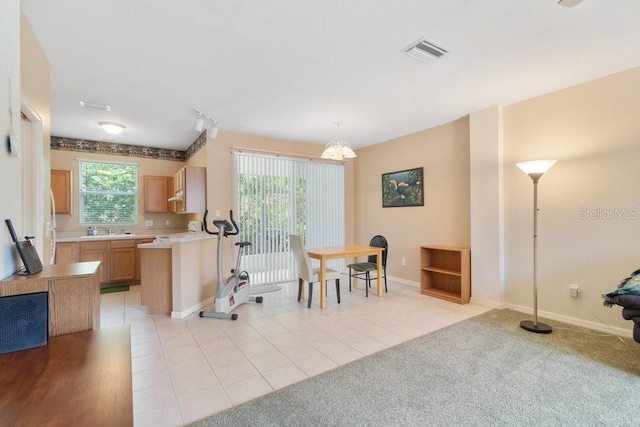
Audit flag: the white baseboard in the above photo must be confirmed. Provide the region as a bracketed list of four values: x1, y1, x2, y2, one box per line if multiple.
[387, 275, 419, 287]
[388, 277, 633, 339]
[504, 302, 633, 339]
[171, 296, 214, 320]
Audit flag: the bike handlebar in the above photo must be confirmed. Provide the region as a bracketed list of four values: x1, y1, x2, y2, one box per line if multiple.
[203, 209, 240, 237]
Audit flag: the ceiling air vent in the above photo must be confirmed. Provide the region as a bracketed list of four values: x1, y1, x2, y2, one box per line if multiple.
[403, 38, 449, 63]
[79, 101, 111, 111]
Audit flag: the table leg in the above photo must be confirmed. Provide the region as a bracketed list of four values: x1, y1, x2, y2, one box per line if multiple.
[320, 257, 326, 309]
[376, 249, 383, 297]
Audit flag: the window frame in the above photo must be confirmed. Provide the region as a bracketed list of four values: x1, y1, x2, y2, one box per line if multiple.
[78, 159, 139, 226]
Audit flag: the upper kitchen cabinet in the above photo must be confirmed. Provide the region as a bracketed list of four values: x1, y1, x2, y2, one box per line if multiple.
[143, 175, 170, 213]
[51, 169, 72, 214]
[169, 166, 206, 214]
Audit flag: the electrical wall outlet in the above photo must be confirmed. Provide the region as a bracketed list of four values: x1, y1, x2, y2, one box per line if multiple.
[401, 258, 406, 266]
[569, 284, 580, 298]
[145, 220, 153, 227]
[215, 209, 221, 217]
[165, 219, 171, 226]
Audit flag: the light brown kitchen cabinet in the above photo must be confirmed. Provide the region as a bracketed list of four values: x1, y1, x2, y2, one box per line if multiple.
[55, 237, 158, 285]
[168, 176, 176, 213]
[51, 169, 72, 214]
[143, 175, 170, 213]
[55, 242, 78, 265]
[79, 241, 108, 284]
[109, 240, 136, 282]
[170, 166, 206, 214]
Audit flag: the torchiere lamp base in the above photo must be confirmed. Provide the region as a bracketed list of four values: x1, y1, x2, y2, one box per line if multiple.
[520, 320, 552, 334]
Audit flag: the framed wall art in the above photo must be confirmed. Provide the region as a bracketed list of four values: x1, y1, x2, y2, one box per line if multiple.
[381, 167, 424, 208]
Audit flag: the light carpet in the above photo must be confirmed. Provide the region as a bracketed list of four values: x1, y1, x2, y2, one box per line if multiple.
[189, 309, 640, 426]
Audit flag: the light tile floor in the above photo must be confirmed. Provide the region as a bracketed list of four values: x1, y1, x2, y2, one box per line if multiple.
[100, 278, 490, 427]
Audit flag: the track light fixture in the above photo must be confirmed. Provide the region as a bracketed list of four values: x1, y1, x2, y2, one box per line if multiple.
[193, 109, 219, 139]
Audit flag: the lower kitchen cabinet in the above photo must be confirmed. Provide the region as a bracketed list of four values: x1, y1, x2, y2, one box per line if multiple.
[55, 242, 78, 265]
[55, 237, 156, 285]
[109, 240, 136, 282]
[79, 241, 108, 284]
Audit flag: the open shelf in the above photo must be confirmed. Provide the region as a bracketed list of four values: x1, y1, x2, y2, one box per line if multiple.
[420, 246, 470, 304]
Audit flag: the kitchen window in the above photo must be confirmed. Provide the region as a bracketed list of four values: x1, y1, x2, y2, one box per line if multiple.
[79, 160, 138, 225]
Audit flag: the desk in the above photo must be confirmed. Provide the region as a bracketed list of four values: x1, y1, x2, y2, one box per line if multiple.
[0, 325, 133, 427]
[306, 245, 384, 308]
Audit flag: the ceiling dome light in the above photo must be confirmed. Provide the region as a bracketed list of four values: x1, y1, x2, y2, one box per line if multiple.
[99, 122, 126, 135]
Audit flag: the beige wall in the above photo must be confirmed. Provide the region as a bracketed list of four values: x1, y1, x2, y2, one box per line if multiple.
[501, 66, 640, 330]
[0, 7, 51, 277]
[21, 11, 50, 144]
[50, 150, 187, 235]
[353, 118, 471, 283]
[202, 131, 355, 266]
[14, 6, 640, 334]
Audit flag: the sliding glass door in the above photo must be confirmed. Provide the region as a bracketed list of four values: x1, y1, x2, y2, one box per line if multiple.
[233, 152, 345, 285]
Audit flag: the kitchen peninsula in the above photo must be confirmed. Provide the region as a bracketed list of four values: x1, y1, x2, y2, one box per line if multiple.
[138, 232, 217, 319]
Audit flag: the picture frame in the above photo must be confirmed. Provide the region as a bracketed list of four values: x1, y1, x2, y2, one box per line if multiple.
[381, 167, 424, 208]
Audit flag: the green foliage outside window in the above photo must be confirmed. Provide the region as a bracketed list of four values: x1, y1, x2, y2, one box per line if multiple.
[236, 173, 306, 254]
[79, 161, 138, 224]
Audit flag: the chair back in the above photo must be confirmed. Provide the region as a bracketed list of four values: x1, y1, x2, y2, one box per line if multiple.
[289, 234, 314, 282]
[368, 235, 388, 267]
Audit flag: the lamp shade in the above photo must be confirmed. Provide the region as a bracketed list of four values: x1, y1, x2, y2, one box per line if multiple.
[516, 160, 556, 175]
[208, 124, 219, 139]
[193, 116, 205, 133]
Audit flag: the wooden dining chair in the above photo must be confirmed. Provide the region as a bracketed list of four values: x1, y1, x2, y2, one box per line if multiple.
[347, 235, 388, 297]
[289, 234, 341, 308]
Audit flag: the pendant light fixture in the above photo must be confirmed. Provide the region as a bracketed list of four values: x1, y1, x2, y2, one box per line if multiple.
[321, 122, 356, 160]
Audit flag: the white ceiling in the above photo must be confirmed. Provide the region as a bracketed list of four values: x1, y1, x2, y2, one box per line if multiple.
[20, 0, 640, 151]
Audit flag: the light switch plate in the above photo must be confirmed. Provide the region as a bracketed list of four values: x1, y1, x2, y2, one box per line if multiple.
[145, 220, 153, 226]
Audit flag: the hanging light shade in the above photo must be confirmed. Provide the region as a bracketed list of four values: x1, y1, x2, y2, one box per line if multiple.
[321, 122, 356, 160]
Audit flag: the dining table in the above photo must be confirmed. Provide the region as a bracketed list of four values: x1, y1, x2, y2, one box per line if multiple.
[306, 244, 384, 309]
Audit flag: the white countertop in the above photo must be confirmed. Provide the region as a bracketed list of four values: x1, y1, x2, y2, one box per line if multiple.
[57, 231, 215, 244]
[57, 233, 156, 242]
[137, 232, 216, 249]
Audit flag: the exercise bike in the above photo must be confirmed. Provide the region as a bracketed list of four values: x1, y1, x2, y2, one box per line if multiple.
[199, 210, 262, 321]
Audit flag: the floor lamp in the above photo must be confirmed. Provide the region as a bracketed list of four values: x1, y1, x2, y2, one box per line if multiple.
[516, 159, 556, 334]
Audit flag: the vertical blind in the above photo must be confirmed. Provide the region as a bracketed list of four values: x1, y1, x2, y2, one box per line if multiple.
[233, 152, 345, 285]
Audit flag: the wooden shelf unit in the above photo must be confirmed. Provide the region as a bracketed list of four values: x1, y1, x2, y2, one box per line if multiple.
[420, 245, 470, 304]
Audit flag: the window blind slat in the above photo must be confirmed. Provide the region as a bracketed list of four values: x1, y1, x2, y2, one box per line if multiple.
[234, 153, 344, 285]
